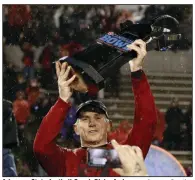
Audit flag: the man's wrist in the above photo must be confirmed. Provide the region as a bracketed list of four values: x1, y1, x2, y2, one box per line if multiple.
[59, 96, 70, 103]
[130, 66, 143, 73]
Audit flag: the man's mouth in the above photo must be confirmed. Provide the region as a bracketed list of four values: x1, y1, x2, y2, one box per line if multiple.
[89, 130, 98, 134]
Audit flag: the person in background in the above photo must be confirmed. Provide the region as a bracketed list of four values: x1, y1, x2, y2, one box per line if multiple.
[13, 91, 30, 145]
[3, 99, 19, 176]
[38, 41, 54, 89]
[185, 166, 192, 177]
[184, 101, 192, 150]
[59, 41, 84, 58]
[15, 158, 31, 177]
[31, 93, 53, 123]
[26, 79, 40, 108]
[163, 98, 184, 150]
[15, 73, 27, 93]
[21, 42, 35, 80]
[13, 91, 30, 126]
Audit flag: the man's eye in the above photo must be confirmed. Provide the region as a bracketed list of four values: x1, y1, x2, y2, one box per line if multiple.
[81, 118, 88, 121]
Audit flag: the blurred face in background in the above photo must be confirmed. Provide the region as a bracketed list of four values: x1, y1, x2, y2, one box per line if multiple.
[16, 91, 25, 100]
[59, 46, 69, 57]
[74, 111, 111, 147]
[23, 42, 31, 51]
[30, 79, 38, 87]
[171, 98, 179, 107]
[17, 74, 25, 83]
[8, 62, 14, 69]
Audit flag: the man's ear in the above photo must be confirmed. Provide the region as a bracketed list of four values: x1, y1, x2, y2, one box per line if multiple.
[74, 123, 80, 135]
[107, 121, 112, 132]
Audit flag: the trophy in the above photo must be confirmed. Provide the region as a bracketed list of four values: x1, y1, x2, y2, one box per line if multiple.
[56, 15, 181, 90]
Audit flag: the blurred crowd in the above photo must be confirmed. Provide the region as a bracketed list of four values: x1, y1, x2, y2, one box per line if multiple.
[3, 5, 141, 46]
[3, 5, 192, 177]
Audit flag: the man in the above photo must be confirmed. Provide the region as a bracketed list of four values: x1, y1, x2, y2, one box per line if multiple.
[33, 39, 157, 176]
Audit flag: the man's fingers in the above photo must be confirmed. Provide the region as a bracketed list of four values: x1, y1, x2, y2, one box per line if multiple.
[56, 61, 61, 78]
[70, 66, 76, 75]
[133, 40, 147, 56]
[134, 39, 146, 49]
[126, 145, 141, 158]
[127, 44, 142, 56]
[60, 62, 68, 76]
[112, 145, 146, 176]
[112, 142, 129, 167]
[69, 66, 76, 79]
[112, 168, 124, 176]
[123, 146, 137, 163]
[66, 74, 77, 85]
[63, 66, 72, 80]
[111, 139, 120, 150]
[127, 39, 147, 55]
[132, 146, 144, 160]
[124, 145, 133, 155]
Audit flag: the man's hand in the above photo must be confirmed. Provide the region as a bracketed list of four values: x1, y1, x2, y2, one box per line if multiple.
[56, 61, 88, 102]
[127, 39, 147, 72]
[56, 61, 76, 103]
[111, 140, 148, 176]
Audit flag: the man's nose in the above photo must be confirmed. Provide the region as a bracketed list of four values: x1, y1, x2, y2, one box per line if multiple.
[88, 119, 96, 127]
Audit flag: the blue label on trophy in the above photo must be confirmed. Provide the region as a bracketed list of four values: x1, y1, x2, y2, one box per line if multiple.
[97, 34, 134, 52]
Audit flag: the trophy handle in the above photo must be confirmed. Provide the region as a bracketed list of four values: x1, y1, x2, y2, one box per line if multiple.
[145, 15, 181, 51]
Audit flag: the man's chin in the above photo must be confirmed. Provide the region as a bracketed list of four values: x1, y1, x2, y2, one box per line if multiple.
[87, 137, 100, 142]
[86, 140, 103, 147]
[86, 135, 102, 143]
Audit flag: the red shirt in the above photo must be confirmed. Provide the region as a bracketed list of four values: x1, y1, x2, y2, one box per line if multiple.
[33, 71, 157, 176]
[13, 99, 30, 125]
[26, 87, 40, 107]
[23, 56, 33, 66]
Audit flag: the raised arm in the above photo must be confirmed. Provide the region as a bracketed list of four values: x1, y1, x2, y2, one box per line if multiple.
[33, 98, 71, 176]
[33, 62, 87, 176]
[123, 40, 157, 158]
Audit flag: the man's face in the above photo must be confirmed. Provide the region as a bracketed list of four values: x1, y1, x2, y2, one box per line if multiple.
[74, 111, 110, 145]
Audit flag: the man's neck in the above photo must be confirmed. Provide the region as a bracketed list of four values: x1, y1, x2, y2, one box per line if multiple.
[81, 141, 109, 148]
